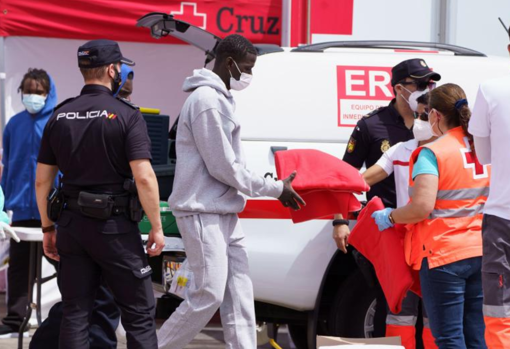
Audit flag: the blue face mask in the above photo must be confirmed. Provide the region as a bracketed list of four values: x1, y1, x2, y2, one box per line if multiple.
[22, 94, 47, 114]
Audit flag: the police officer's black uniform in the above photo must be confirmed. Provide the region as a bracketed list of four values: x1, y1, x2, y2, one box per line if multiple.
[37, 40, 157, 349]
[343, 101, 413, 208]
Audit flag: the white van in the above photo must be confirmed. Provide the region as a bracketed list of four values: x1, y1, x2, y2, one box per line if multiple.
[138, 13, 510, 349]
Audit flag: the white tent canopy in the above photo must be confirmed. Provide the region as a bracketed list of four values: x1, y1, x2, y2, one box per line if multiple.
[2, 36, 207, 127]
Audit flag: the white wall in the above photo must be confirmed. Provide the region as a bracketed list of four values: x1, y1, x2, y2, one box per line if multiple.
[453, 0, 510, 57]
[312, 0, 434, 43]
[4, 37, 208, 126]
[312, 0, 510, 58]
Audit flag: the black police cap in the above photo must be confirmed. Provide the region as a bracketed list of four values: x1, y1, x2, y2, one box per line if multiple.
[77, 39, 135, 68]
[391, 59, 441, 86]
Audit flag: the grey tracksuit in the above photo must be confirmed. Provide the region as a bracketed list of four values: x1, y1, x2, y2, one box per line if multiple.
[159, 68, 283, 349]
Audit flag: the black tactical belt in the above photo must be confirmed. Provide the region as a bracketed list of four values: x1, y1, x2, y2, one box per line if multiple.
[65, 196, 129, 215]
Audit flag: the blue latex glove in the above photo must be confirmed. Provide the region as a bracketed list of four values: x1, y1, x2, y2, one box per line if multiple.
[371, 208, 394, 231]
[0, 187, 9, 225]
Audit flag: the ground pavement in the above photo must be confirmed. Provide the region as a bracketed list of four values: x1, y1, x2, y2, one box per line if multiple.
[0, 292, 295, 348]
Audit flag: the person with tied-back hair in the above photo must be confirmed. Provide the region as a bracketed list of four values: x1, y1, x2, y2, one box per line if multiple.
[372, 83, 490, 348]
[469, 61, 510, 348]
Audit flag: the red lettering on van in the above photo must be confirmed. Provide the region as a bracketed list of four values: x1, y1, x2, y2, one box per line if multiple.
[337, 66, 394, 127]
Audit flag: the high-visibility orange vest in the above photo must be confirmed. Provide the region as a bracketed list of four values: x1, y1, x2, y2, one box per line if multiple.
[405, 126, 490, 270]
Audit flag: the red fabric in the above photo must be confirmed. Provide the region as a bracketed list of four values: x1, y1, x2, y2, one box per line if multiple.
[348, 197, 421, 314]
[422, 327, 438, 349]
[0, 0, 282, 45]
[274, 149, 369, 223]
[310, 0, 354, 38]
[386, 325, 416, 349]
[290, 0, 307, 47]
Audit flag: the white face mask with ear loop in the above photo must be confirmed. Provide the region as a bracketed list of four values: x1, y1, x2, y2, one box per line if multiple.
[22, 94, 47, 114]
[229, 60, 253, 91]
[400, 85, 429, 112]
[413, 118, 434, 141]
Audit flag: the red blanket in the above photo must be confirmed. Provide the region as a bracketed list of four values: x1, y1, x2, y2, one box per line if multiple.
[275, 149, 369, 223]
[348, 197, 421, 314]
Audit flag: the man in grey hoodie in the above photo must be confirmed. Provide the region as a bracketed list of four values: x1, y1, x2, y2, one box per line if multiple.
[159, 35, 304, 348]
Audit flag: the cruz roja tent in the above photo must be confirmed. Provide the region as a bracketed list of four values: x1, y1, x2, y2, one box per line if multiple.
[0, 0, 353, 128]
[0, 0, 286, 129]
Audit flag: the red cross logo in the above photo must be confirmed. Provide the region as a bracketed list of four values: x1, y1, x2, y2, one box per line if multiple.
[460, 137, 488, 179]
[170, 2, 207, 30]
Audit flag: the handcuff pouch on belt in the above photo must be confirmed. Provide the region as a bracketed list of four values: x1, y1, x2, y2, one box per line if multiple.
[47, 176, 64, 222]
[47, 189, 64, 222]
[77, 192, 114, 220]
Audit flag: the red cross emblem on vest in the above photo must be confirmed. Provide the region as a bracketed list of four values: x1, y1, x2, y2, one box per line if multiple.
[460, 137, 488, 179]
[170, 2, 207, 30]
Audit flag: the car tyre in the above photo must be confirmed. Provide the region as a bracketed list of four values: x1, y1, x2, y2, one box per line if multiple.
[328, 270, 386, 338]
[288, 324, 308, 349]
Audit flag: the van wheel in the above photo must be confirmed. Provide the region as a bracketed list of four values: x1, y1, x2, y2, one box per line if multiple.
[328, 270, 386, 338]
[288, 324, 308, 349]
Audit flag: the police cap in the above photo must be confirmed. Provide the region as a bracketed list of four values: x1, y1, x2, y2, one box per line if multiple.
[78, 39, 135, 68]
[391, 59, 441, 86]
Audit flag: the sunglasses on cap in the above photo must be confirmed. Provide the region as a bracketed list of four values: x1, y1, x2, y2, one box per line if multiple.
[399, 80, 436, 91]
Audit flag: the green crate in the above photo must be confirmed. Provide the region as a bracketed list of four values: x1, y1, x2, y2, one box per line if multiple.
[139, 202, 180, 237]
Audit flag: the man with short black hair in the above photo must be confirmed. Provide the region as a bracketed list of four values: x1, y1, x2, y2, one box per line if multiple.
[158, 34, 304, 349]
[35, 39, 164, 349]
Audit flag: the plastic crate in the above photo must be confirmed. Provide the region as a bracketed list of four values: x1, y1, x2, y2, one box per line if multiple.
[142, 114, 170, 166]
[153, 163, 175, 201]
[139, 201, 180, 237]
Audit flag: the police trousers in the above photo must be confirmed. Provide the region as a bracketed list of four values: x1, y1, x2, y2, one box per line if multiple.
[157, 213, 256, 349]
[56, 210, 157, 349]
[481, 214, 510, 349]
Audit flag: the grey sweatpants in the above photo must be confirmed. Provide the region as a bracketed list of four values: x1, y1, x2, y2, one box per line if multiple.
[157, 213, 256, 349]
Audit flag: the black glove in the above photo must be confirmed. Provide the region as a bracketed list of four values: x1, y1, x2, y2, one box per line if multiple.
[278, 171, 306, 210]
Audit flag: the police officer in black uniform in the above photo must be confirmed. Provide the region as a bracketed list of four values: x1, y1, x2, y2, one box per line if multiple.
[35, 39, 165, 349]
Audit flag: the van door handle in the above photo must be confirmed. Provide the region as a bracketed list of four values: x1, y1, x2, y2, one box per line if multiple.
[271, 146, 288, 154]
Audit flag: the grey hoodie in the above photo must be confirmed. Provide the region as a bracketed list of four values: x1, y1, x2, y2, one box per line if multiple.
[168, 68, 283, 216]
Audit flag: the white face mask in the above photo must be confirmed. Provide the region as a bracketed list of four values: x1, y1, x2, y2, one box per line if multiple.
[22, 94, 47, 114]
[413, 118, 434, 141]
[229, 60, 252, 91]
[400, 86, 429, 112]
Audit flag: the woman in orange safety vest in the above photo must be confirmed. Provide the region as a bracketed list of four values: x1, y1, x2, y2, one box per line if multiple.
[372, 83, 490, 349]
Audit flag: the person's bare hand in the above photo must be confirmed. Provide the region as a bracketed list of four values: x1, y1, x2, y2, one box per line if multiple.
[43, 230, 60, 261]
[333, 224, 350, 254]
[147, 229, 165, 257]
[278, 171, 306, 210]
